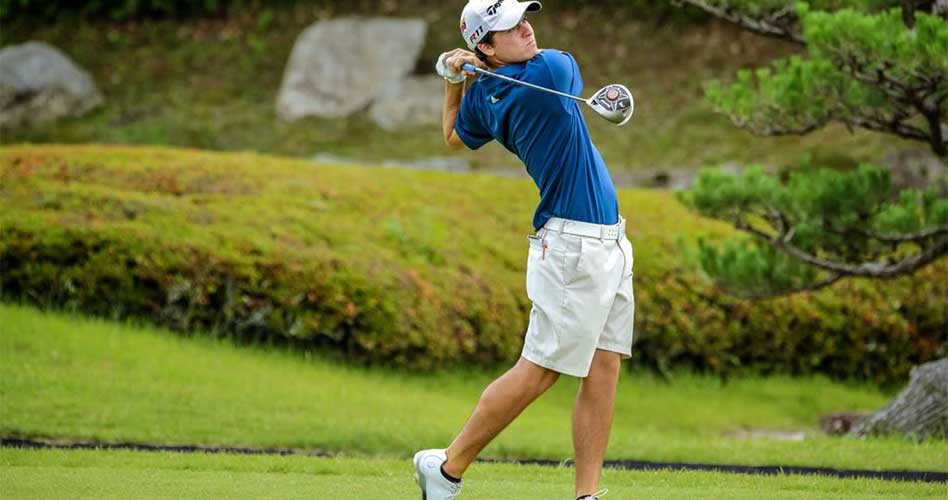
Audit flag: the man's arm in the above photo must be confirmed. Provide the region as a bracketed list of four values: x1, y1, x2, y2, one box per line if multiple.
[443, 79, 466, 149]
[437, 49, 485, 149]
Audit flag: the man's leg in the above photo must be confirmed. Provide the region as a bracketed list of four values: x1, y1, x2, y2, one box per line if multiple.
[573, 349, 621, 497]
[442, 357, 560, 478]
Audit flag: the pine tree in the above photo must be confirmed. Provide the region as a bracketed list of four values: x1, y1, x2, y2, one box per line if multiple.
[675, 1, 947, 297]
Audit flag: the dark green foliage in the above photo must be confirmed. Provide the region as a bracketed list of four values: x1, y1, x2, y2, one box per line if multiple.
[2, 145, 945, 384]
[673, 0, 909, 45]
[705, 5, 948, 154]
[677, 1, 902, 15]
[632, 270, 946, 385]
[679, 165, 948, 297]
[0, 0, 232, 21]
[677, 0, 948, 299]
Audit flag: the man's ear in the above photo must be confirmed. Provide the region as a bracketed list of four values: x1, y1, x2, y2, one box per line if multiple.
[476, 41, 495, 57]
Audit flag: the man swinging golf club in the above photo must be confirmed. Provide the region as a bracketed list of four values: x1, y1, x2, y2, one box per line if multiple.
[413, 1, 635, 499]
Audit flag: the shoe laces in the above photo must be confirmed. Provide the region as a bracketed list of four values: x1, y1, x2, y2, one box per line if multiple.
[579, 489, 608, 500]
[436, 472, 462, 497]
[443, 478, 462, 497]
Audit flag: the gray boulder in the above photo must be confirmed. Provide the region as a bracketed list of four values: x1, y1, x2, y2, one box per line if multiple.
[0, 41, 103, 128]
[370, 75, 444, 131]
[853, 358, 948, 440]
[277, 17, 426, 121]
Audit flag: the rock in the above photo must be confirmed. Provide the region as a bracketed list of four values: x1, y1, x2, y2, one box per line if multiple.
[370, 75, 444, 131]
[852, 358, 948, 440]
[820, 411, 870, 436]
[0, 41, 103, 128]
[276, 17, 426, 121]
[935, 0, 948, 16]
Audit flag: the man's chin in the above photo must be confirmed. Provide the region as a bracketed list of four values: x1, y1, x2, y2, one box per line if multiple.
[503, 48, 541, 65]
[521, 47, 541, 61]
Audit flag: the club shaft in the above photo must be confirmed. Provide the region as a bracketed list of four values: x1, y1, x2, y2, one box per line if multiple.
[462, 64, 585, 103]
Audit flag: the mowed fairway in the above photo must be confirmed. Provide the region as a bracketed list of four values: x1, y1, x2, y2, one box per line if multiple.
[3, 448, 945, 500]
[3, 303, 948, 474]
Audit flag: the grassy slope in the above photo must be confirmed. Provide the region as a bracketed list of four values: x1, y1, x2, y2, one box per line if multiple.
[0, 142, 710, 275]
[3, 303, 947, 472]
[3, 449, 946, 500]
[0, 3, 912, 172]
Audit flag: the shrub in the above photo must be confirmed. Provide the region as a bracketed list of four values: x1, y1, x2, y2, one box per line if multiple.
[1, 145, 944, 383]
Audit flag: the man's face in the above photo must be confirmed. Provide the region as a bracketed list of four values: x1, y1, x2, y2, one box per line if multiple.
[479, 16, 539, 64]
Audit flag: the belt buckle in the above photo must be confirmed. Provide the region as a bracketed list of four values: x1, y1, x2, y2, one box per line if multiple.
[608, 221, 621, 241]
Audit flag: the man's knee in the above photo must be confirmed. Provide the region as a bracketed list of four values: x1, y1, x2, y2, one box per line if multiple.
[514, 357, 560, 392]
[588, 350, 621, 379]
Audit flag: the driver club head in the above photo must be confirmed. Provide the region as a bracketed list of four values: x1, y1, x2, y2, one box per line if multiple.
[586, 84, 634, 126]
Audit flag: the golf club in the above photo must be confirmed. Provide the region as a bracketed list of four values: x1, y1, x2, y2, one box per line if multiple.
[461, 63, 634, 126]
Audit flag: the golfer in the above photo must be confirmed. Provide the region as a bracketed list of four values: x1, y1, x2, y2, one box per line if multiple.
[414, 1, 634, 499]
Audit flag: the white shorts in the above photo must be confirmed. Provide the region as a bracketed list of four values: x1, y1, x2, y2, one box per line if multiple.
[520, 216, 635, 378]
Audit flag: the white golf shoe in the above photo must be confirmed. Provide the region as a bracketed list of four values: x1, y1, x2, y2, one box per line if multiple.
[412, 449, 462, 499]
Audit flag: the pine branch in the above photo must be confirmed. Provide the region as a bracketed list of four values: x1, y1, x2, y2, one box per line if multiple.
[845, 113, 931, 142]
[825, 225, 948, 247]
[824, 49, 948, 155]
[674, 0, 806, 44]
[729, 272, 844, 299]
[734, 218, 948, 278]
[731, 108, 928, 142]
[860, 226, 948, 243]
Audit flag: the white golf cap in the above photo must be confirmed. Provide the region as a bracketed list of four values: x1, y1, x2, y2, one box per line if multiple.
[460, 0, 542, 50]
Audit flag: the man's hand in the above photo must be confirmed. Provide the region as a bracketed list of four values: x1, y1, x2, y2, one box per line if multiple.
[437, 49, 485, 84]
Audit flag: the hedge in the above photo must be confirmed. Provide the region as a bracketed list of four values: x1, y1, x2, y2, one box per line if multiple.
[1, 145, 944, 384]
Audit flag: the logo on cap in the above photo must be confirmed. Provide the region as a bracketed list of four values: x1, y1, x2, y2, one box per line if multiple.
[486, 0, 506, 16]
[469, 26, 484, 43]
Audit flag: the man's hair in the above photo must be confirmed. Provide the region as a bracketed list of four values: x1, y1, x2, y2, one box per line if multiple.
[474, 31, 495, 63]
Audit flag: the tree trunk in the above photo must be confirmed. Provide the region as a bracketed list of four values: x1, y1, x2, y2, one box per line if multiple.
[902, 0, 917, 28]
[852, 358, 948, 439]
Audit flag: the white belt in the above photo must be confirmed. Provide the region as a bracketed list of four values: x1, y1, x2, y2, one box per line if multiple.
[543, 216, 626, 241]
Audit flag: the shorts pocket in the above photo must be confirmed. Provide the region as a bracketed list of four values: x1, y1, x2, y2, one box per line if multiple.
[526, 234, 565, 309]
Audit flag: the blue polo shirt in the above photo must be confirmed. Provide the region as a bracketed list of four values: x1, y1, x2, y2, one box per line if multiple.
[454, 49, 619, 231]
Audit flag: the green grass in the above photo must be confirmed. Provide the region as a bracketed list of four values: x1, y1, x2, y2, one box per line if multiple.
[3, 448, 946, 500]
[3, 303, 947, 472]
[0, 3, 913, 173]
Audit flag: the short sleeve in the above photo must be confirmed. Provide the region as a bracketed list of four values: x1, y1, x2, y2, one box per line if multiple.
[542, 50, 583, 96]
[454, 88, 493, 150]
